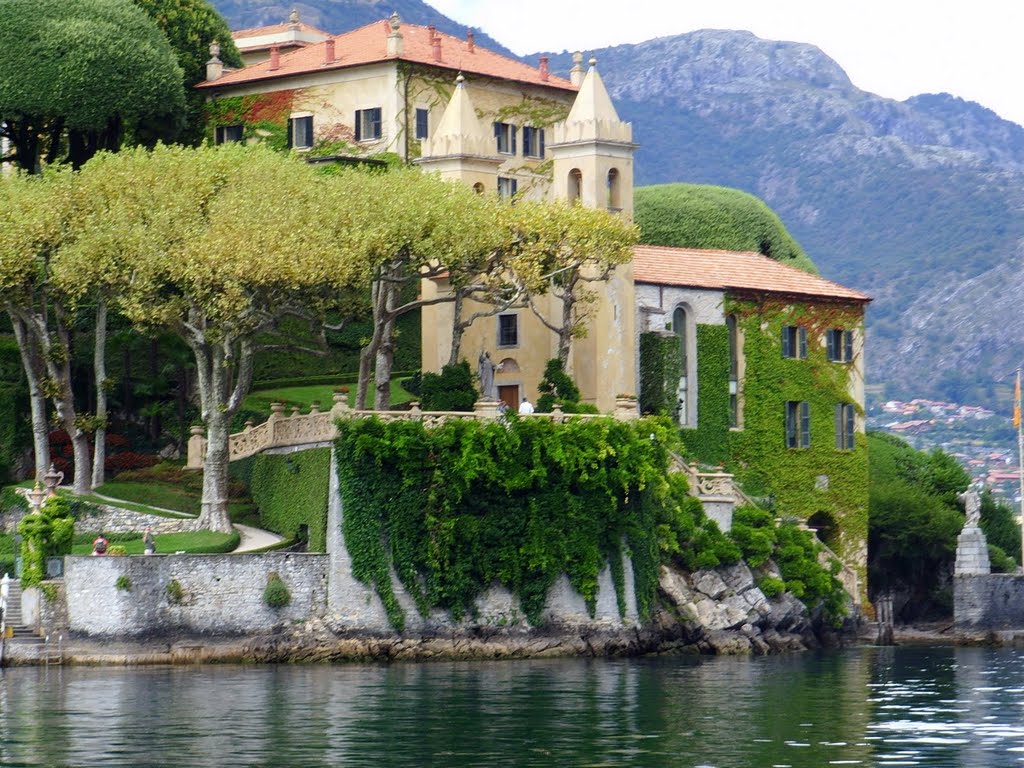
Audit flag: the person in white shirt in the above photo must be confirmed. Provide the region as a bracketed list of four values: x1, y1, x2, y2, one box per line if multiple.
[518, 398, 534, 415]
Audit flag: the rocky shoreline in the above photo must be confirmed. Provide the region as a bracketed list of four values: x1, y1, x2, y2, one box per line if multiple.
[4, 561, 853, 665]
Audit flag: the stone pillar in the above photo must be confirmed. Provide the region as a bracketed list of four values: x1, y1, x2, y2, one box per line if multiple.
[186, 426, 206, 470]
[473, 398, 501, 421]
[955, 524, 991, 575]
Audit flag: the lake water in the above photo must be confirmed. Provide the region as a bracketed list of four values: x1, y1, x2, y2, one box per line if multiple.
[1, 645, 1023, 767]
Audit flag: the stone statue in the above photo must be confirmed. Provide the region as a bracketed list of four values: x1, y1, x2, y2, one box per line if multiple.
[959, 488, 982, 528]
[478, 351, 497, 400]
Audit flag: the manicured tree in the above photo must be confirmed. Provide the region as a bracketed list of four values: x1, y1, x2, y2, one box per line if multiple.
[0, 0, 186, 172]
[507, 200, 637, 365]
[0, 171, 96, 488]
[130, 0, 243, 145]
[334, 168, 506, 410]
[634, 183, 816, 273]
[61, 144, 355, 531]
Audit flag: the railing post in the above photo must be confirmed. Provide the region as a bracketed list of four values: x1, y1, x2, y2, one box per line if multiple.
[186, 425, 206, 470]
[614, 395, 638, 421]
[331, 391, 351, 421]
[268, 402, 285, 447]
[473, 398, 501, 421]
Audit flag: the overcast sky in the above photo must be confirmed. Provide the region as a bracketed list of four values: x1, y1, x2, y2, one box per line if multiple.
[430, 0, 1024, 126]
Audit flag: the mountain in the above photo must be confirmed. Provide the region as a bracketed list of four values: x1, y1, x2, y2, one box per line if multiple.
[211, 2, 1024, 405]
[211, 0, 514, 57]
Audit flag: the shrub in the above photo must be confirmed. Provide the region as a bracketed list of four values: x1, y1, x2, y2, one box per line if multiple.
[758, 576, 785, 598]
[263, 571, 291, 608]
[115, 575, 132, 591]
[417, 361, 476, 412]
[536, 358, 581, 413]
[166, 579, 184, 604]
[107, 545, 128, 556]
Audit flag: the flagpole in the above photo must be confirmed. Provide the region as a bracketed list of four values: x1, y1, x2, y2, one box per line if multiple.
[1016, 367, 1023, 573]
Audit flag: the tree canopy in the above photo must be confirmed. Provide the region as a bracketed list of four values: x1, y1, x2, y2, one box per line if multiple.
[635, 183, 817, 273]
[0, 0, 186, 171]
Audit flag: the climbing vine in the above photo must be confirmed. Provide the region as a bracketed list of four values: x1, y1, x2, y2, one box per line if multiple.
[204, 90, 297, 150]
[334, 415, 707, 630]
[678, 325, 733, 464]
[638, 331, 682, 420]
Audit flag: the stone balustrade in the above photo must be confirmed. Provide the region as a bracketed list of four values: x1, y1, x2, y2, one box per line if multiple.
[186, 393, 640, 469]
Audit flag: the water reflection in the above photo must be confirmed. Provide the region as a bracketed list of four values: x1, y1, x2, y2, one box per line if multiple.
[0, 647, 1022, 766]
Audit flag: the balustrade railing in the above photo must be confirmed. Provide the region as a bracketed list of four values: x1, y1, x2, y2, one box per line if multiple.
[186, 394, 641, 469]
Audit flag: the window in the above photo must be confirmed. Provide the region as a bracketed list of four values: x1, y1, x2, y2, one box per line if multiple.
[827, 329, 854, 363]
[785, 401, 810, 449]
[522, 126, 545, 158]
[607, 168, 621, 210]
[727, 314, 739, 428]
[497, 314, 518, 347]
[673, 307, 690, 426]
[494, 122, 517, 154]
[781, 325, 807, 359]
[288, 116, 313, 149]
[415, 108, 429, 140]
[215, 124, 243, 144]
[497, 176, 518, 202]
[835, 403, 855, 450]
[568, 169, 582, 204]
[355, 108, 382, 141]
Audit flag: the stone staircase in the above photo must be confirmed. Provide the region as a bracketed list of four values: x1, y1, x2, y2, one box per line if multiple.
[2, 581, 62, 665]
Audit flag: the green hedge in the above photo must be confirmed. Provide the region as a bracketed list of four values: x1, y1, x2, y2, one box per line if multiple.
[248, 449, 330, 552]
[639, 331, 682, 419]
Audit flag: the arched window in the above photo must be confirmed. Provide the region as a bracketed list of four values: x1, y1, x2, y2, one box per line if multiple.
[673, 307, 689, 425]
[473, 182, 484, 194]
[606, 168, 621, 211]
[568, 169, 582, 204]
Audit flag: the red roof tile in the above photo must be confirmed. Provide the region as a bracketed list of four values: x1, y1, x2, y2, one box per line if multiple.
[200, 20, 575, 92]
[633, 246, 870, 302]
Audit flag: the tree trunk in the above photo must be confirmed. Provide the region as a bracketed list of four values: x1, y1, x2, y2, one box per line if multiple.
[557, 293, 575, 365]
[46, 309, 91, 495]
[356, 343, 375, 410]
[374, 314, 396, 410]
[91, 300, 108, 489]
[198, 409, 233, 533]
[448, 292, 466, 368]
[9, 313, 49, 478]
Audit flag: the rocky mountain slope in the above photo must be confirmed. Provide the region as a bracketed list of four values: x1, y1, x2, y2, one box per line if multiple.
[213, 2, 1024, 404]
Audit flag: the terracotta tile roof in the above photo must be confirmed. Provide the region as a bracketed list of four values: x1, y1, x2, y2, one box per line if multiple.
[200, 20, 575, 92]
[233, 21, 331, 40]
[633, 246, 871, 302]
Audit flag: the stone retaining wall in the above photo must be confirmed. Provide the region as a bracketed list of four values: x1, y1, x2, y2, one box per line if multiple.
[73, 506, 199, 535]
[954, 573, 1024, 630]
[62, 553, 329, 637]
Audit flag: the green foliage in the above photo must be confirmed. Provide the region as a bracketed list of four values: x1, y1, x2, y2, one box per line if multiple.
[335, 415, 684, 629]
[40, 583, 59, 602]
[635, 184, 817, 273]
[536, 359, 581, 413]
[263, 571, 291, 608]
[868, 431, 969, 617]
[980, 489, 1021, 567]
[0, 0, 187, 170]
[17, 496, 76, 587]
[166, 579, 184, 603]
[70, 530, 239, 555]
[730, 506, 847, 624]
[758, 576, 785, 598]
[638, 332, 682, 420]
[248, 449, 330, 552]
[677, 325, 733, 464]
[418, 361, 476, 412]
[115, 575, 132, 591]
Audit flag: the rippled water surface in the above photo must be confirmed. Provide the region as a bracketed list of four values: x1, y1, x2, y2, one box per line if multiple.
[1, 646, 1024, 766]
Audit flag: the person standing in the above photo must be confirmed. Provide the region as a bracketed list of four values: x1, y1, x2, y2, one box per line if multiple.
[143, 527, 156, 555]
[518, 397, 534, 415]
[91, 533, 108, 556]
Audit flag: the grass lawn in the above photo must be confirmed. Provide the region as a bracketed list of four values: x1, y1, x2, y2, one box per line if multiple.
[242, 378, 415, 416]
[71, 530, 239, 555]
[94, 480, 200, 515]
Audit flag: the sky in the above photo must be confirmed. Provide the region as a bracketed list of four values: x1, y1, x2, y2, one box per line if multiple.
[429, 0, 1024, 127]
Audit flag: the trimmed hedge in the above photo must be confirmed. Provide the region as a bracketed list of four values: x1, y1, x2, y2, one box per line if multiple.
[248, 448, 330, 552]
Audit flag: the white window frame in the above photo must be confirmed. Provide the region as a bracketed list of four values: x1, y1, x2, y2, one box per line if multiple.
[355, 107, 383, 142]
[289, 113, 314, 150]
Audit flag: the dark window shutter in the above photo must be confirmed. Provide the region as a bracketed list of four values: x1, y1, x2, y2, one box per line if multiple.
[355, 110, 362, 141]
[798, 327, 807, 359]
[782, 327, 791, 358]
[846, 405, 855, 449]
[286, 118, 294, 148]
[511, 126, 517, 155]
[511, 178, 518, 196]
[835, 404, 843, 449]
[371, 108, 382, 138]
[539, 129, 545, 158]
[844, 330, 854, 362]
[785, 403, 795, 448]
[827, 331, 836, 361]
[800, 401, 810, 448]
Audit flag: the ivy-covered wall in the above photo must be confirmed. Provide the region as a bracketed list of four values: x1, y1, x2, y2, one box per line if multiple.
[678, 298, 869, 591]
[333, 416, 681, 630]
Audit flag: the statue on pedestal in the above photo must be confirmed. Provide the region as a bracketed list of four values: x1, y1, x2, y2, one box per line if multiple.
[478, 351, 497, 400]
[959, 488, 981, 528]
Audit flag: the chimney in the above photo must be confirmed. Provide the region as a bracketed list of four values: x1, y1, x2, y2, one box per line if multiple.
[466, 30, 475, 53]
[569, 51, 584, 87]
[205, 40, 223, 82]
[387, 12, 403, 56]
[268, 45, 280, 71]
[324, 38, 335, 65]
[428, 25, 436, 42]
[432, 36, 442, 62]
[539, 56, 549, 82]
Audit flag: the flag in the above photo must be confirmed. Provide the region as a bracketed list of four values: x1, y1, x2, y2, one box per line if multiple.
[1015, 370, 1021, 429]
